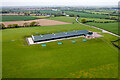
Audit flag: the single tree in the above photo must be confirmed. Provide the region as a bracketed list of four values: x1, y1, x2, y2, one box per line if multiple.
[23, 22, 29, 27]
[30, 21, 37, 26]
[17, 12, 20, 15]
[7, 24, 13, 28]
[24, 12, 30, 16]
[77, 15, 80, 17]
[24, 13, 28, 16]
[81, 19, 86, 23]
[12, 24, 19, 28]
[1, 23, 5, 29]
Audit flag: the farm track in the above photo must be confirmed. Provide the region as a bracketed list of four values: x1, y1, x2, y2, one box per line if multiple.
[76, 17, 120, 37]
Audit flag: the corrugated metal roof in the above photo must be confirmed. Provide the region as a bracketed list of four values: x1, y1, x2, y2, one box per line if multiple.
[32, 30, 89, 42]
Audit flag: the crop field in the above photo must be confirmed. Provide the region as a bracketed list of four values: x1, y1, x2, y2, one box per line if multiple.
[38, 10, 61, 13]
[45, 16, 77, 23]
[1, 10, 61, 14]
[1, 15, 41, 21]
[84, 10, 116, 14]
[32, 16, 49, 18]
[64, 11, 109, 19]
[83, 10, 118, 17]
[99, 10, 117, 13]
[85, 10, 110, 15]
[86, 22, 118, 35]
[2, 20, 118, 78]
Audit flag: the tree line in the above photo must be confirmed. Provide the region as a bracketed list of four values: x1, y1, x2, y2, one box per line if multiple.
[1, 21, 40, 29]
[80, 19, 117, 23]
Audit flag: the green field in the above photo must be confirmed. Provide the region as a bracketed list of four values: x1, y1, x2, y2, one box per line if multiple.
[85, 10, 116, 14]
[46, 16, 118, 35]
[1, 15, 41, 21]
[114, 40, 120, 46]
[6, 10, 61, 14]
[86, 22, 118, 35]
[85, 10, 110, 15]
[45, 16, 77, 23]
[65, 11, 109, 19]
[32, 16, 49, 18]
[2, 16, 118, 78]
[2, 21, 118, 78]
[38, 10, 61, 14]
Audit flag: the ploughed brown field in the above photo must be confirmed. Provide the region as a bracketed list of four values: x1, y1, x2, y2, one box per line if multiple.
[1, 19, 71, 27]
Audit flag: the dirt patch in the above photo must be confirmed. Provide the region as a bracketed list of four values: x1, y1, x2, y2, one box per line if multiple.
[1, 19, 71, 27]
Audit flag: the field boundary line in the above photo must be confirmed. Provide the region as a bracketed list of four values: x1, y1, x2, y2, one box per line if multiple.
[100, 38, 118, 51]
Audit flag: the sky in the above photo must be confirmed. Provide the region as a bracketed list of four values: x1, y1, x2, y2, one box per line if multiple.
[1, 0, 119, 7]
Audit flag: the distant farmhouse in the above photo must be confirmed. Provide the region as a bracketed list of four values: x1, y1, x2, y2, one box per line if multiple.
[66, 15, 69, 17]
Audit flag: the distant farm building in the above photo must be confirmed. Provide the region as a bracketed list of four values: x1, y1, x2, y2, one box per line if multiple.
[66, 15, 69, 17]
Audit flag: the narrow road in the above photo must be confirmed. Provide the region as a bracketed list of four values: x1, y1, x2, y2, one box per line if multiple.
[76, 17, 120, 37]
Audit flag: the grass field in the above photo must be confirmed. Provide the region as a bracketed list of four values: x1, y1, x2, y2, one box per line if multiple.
[46, 16, 118, 35]
[85, 10, 116, 14]
[38, 10, 61, 13]
[2, 22, 118, 78]
[114, 40, 120, 46]
[1, 15, 41, 21]
[32, 16, 49, 18]
[85, 22, 118, 35]
[85, 10, 110, 15]
[6, 10, 61, 14]
[64, 11, 109, 19]
[45, 16, 76, 23]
